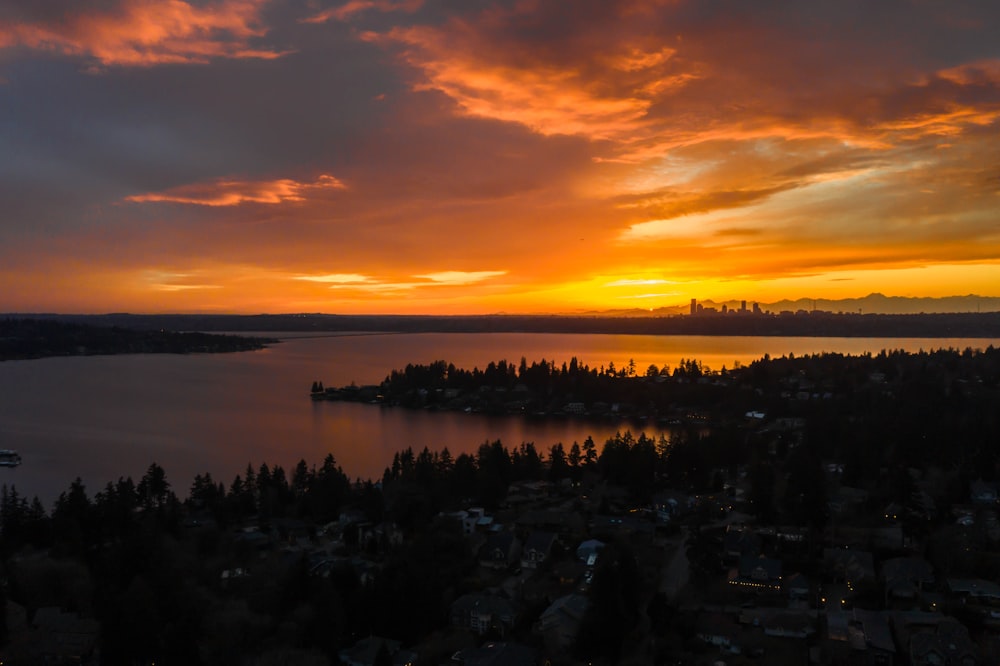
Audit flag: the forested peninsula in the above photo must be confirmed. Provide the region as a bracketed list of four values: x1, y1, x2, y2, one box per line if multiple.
[0, 318, 274, 361]
[313, 345, 1000, 432]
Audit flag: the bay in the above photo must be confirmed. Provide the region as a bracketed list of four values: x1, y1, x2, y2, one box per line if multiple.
[0, 332, 993, 506]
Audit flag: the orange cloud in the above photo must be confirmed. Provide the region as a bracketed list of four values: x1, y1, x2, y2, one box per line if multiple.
[362, 2, 1000, 170]
[364, 23, 666, 142]
[301, 0, 423, 24]
[0, 0, 286, 67]
[125, 174, 345, 206]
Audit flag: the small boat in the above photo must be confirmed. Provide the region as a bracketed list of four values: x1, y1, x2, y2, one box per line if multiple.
[0, 450, 21, 467]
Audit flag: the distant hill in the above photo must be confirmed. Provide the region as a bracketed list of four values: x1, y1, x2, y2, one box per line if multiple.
[587, 293, 1000, 317]
[7, 310, 1000, 339]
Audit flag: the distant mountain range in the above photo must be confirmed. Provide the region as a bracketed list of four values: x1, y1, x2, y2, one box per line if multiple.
[586, 293, 1000, 316]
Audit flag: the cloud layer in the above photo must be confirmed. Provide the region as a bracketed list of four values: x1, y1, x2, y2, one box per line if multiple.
[2, 0, 1000, 313]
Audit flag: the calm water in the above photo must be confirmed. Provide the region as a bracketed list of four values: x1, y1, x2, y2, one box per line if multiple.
[0, 332, 993, 505]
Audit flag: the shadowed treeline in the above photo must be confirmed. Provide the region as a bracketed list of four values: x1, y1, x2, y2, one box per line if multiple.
[0, 318, 273, 361]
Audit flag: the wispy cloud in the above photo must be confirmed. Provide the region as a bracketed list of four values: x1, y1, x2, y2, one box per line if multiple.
[301, 0, 423, 25]
[293, 269, 507, 295]
[125, 174, 345, 206]
[604, 278, 674, 287]
[293, 273, 372, 284]
[415, 270, 507, 285]
[143, 269, 222, 292]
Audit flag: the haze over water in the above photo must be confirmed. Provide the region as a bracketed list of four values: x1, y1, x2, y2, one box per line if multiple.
[0, 333, 993, 505]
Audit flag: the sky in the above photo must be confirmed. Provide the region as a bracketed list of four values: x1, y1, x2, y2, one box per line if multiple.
[2, 0, 999, 315]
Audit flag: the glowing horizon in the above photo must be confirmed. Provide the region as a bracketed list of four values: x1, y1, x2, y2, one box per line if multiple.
[2, 1, 1000, 314]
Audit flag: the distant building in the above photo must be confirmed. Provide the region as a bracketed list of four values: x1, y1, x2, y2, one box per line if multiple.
[690, 298, 697, 316]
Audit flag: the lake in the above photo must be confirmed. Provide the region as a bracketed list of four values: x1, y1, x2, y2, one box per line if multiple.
[0, 332, 993, 505]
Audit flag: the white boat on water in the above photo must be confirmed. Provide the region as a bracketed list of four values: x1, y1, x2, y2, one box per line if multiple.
[0, 450, 21, 467]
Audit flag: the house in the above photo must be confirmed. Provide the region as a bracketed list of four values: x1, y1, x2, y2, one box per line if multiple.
[520, 531, 557, 570]
[590, 513, 655, 539]
[651, 490, 694, 523]
[881, 557, 934, 604]
[235, 527, 272, 551]
[339, 636, 417, 666]
[534, 594, 590, 650]
[825, 609, 895, 665]
[775, 525, 808, 545]
[359, 522, 404, 554]
[824, 547, 876, 589]
[451, 641, 538, 666]
[552, 560, 587, 587]
[947, 578, 1000, 603]
[763, 611, 815, 639]
[575, 538, 604, 566]
[450, 594, 520, 636]
[722, 526, 761, 562]
[480, 531, 521, 570]
[29, 607, 99, 664]
[505, 481, 552, 507]
[970, 479, 998, 504]
[445, 507, 496, 535]
[909, 619, 977, 666]
[516, 509, 586, 538]
[784, 572, 812, 603]
[468, 507, 496, 533]
[829, 486, 869, 515]
[695, 612, 741, 653]
[729, 554, 782, 592]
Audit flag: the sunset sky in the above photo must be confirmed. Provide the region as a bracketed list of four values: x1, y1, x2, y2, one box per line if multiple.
[2, 0, 999, 314]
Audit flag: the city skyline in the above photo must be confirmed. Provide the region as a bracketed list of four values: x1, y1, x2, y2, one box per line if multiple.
[2, 1, 1000, 314]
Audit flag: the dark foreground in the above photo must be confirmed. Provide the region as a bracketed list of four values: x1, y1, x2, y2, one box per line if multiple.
[1, 346, 1000, 664]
